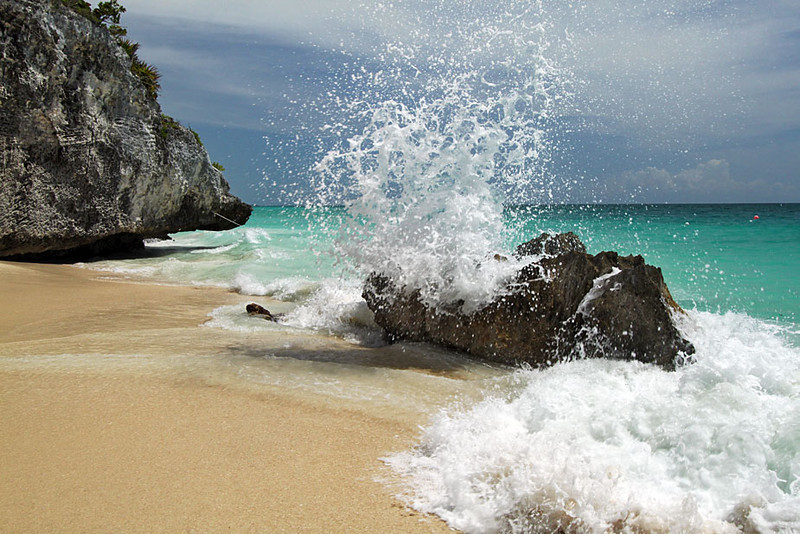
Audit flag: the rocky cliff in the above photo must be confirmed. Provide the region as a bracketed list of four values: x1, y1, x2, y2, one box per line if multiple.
[0, 0, 252, 258]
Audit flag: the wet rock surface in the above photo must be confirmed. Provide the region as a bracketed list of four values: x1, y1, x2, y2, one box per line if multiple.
[246, 303, 281, 322]
[0, 0, 251, 259]
[363, 232, 694, 370]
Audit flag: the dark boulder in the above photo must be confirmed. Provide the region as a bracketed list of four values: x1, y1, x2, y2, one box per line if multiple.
[246, 303, 277, 321]
[515, 231, 586, 257]
[363, 233, 694, 370]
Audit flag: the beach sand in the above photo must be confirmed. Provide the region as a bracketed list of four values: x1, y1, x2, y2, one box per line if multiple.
[0, 261, 452, 532]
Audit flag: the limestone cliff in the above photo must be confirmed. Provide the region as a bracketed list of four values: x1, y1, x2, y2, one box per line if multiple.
[0, 0, 252, 258]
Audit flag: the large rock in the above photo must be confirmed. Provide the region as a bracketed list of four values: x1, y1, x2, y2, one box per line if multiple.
[363, 232, 694, 370]
[0, 0, 251, 258]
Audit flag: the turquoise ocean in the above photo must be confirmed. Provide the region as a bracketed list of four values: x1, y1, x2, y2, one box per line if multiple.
[87, 204, 800, 327]
[81, 203, 800, 533]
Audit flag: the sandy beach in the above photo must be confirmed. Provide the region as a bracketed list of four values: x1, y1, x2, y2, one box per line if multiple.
[0, 261, 452, 532]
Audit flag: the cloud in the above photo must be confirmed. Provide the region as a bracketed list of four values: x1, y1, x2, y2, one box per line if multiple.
[123, 0, 360, 48]
[601, 159, 799, 203]
[122, 12, 348, 131]
[122, 0, 800, 141]
[119, 1, 800, 202]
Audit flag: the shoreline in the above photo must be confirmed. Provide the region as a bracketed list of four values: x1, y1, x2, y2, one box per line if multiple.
[0, 261, 452, 532]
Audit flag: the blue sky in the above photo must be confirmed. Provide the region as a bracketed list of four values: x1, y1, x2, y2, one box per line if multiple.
[121, 0, 800, 205]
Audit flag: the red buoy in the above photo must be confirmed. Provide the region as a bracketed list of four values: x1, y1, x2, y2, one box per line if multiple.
[754, 215, 760, 220]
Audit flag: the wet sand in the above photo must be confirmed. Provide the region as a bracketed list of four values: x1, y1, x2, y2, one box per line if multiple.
[0, 261, 452, 532]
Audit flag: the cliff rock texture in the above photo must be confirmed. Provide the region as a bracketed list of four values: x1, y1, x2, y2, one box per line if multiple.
[0, 0, 251, 258]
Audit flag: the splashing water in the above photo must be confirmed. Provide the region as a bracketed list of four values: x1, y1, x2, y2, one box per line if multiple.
[311, 0, 570, 311]
[385, 311, 800, 533]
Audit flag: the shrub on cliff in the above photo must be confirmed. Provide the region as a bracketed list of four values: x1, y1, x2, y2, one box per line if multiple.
[92, 0, 125, 25]
[117, 37, 138, 58]
[60, 0, 125, 26]
[130, 58, 161, 99]
[60, 0, 94, 21]
[61, 0, 160, 99]
[159, 114, 181, 139]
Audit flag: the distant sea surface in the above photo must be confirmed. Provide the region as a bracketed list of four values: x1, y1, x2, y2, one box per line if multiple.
[80, 203, 800, 533]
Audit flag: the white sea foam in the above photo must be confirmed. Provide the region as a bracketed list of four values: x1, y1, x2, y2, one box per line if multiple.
[230, 272, 320, 301]
[203, 304, 279, 333]
[280, 279, 384, 346]
[386, 311, 800, 533]
[191, 243, 238, 255]
[243, 227, 273, 244]
[205, 278, 384, 346]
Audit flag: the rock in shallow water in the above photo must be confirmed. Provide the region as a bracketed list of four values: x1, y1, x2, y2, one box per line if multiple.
[246, 303, 281, 322]
[363, 232, 694, 370]
[0, 0, 251, 259]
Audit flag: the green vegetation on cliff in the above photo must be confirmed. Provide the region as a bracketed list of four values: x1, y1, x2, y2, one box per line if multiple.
[60, 0, 126, 34]
[61, 0, 160, 100]
[159, 114, 181, 140]
[129, 55, 161, 100]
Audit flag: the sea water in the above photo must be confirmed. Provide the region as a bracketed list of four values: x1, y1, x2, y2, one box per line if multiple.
[84, 204, 799, 327]
[80, 203, 800, 533]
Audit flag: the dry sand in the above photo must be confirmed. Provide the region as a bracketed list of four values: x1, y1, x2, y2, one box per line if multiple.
[0, 261, 452, 533]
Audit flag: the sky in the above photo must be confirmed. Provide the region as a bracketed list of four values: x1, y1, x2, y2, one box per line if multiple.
[120, 0, 800, 205]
